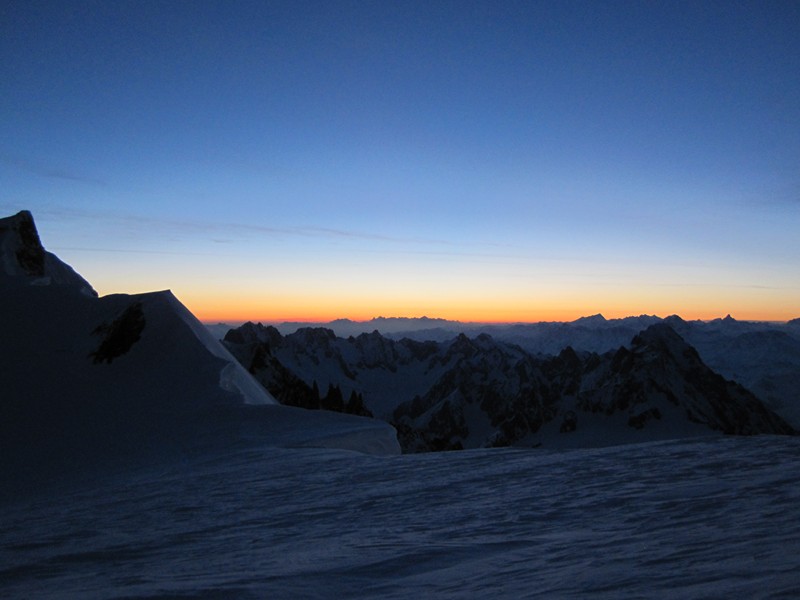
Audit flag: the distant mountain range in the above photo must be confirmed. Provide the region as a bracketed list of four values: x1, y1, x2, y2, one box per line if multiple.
[217, 310, 800, 431]
[216, 312, 800, 341]
[222, 320, 796, 452]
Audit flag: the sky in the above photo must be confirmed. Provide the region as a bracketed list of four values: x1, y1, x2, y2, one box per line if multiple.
[2, 0, 799, 323]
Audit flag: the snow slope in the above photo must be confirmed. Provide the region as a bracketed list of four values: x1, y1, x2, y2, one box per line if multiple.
[0, 211, 399, 483]
[1, 435, 798, 598]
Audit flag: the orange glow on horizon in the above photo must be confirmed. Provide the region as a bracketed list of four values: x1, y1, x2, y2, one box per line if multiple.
[168, 271, 800, 326]
[186, 295, 798, 325]
[86, 249, 800, 327]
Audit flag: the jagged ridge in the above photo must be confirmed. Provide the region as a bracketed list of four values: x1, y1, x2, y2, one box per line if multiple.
[223, 321, 795, 452]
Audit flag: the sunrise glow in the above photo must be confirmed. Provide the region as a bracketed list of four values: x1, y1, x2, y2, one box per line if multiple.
[2, 2, 798, 324]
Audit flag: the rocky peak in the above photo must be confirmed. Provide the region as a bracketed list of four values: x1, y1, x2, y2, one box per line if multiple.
[447, 333, 477, 356]
[0, 210, 97, 296]
[555, 345, 582, 369]
[0, 210, 45, 277]
[473, 332, 497, 349]
[663, 314, 686, 326]
[352, 330, 399, 369]
[291, 327, 337, 346]
[573, 313, 607, 327]
[630, 323, 700, 366]
[224, 321, 282, 346]
[354, 329, 385, 343]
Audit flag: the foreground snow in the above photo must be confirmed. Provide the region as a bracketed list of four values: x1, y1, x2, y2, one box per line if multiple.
[1, 435, 798, 598]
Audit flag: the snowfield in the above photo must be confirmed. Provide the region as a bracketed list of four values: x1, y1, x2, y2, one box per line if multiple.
[2, 435, 799, 598]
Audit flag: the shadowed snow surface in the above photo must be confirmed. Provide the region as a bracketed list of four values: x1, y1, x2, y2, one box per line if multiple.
[2, 435, 799, 598]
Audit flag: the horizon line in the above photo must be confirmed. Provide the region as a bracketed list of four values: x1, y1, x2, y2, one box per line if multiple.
[200, 313, 799, 327]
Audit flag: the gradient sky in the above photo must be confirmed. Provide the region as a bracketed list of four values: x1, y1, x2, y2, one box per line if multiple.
[2, 1, 799, 322]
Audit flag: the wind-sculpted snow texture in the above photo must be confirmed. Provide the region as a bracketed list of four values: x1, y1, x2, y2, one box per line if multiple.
[2, 436, 799, 598]
[224, 322, 794, 452]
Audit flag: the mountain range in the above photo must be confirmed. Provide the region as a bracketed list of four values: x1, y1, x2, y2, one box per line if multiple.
[222, 320, 795, 452]
[215, 309, 800, 429]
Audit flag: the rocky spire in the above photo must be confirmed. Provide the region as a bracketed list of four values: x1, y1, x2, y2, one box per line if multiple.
[0, 210, 97, 295]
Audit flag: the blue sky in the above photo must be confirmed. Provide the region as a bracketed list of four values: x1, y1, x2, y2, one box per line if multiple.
[2, 1, 799, 321]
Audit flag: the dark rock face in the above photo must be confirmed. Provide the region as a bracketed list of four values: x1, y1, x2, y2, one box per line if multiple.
[2, 210, 46, 276]
[225, 332, 307, 405]
[90, 302, 146, 364]
[577, 325, 795, 437]
[223, 323, 373, 418]
[390, 334, 554, 452]
[223, 321, 282, 347]
[1, 210, 98, 296]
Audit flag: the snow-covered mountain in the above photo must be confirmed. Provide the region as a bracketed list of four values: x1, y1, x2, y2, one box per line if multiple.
[661, 314, 800, 426]
[224, 323, 448, 418]
[223, 321, 794, 452]
[0, 211, 399, 485]
[249, 310, 800, 428]
[495, 315, 800, 428]
[394, 324, 793, 451]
